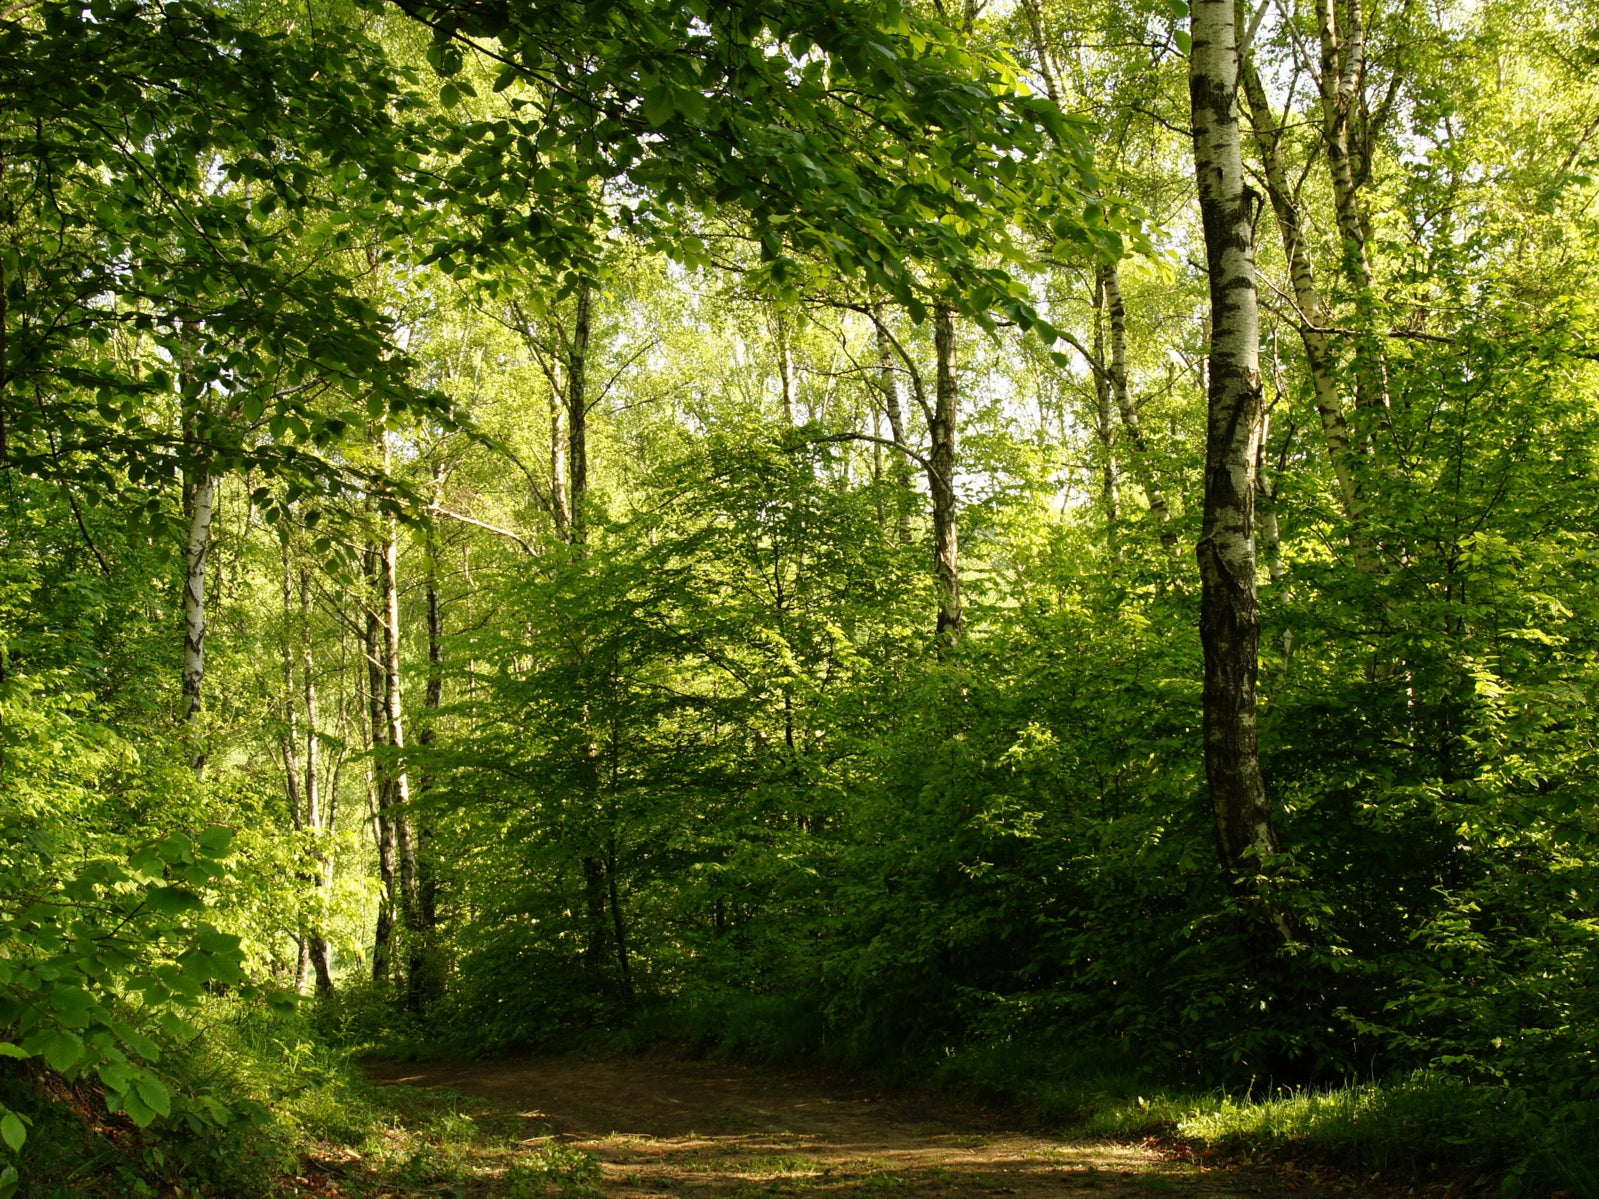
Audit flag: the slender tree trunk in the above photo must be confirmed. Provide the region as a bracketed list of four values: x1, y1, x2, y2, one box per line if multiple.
[550, 382, 571, 541]
[280, 543, 308, 994]
[1240, 57, 1364, 524]
[568, 279, 592, 548]
[873, 306, 914, 544]
[180, 468, 215, 760]
[1101, 263, 1179, 549]
[582, 855, 609, 973]
[930, 304, 962, 648]
[300, 565, 334, 993]
[364, 546, 397, 983]
[1090, 271, 1121, 537]
[379, 510, 423, 954]
[1189, 0, 1282, 885]
[776, 308, 797, 425]
[418, 516, 443, 933]
[1314, 0, 1389, 420]
[607, 853, 632, 998]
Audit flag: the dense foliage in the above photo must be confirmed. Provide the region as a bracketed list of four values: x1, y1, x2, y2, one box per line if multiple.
[3, 0, 1598, 1193]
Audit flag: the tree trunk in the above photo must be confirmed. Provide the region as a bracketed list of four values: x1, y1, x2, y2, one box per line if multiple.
[549, 380, 571, 541]
[1239, 56, 1364, 525]
[1189, 0, 1282, 883]
[180, 468, 215, 759]
[1314, 0, 1389, 420]
[280, 543, 308, 994]
[777, 308, 797, 425]
[300, 565, 334, 993]
[379, 509, 423, 955]
[607, 853, 633, 998]
[930, 304, 962, 648]
[568, 279, 592, 548]
[1090, 270, 1121, 537]
[418, 516, 443, 932]
[583, 855, 609, 973]
[364, 546, 398, 983]
[873, 306, 914, 544]
[1101, 263, 1179, 549]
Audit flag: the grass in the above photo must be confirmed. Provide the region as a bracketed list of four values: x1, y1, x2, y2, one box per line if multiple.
[934, 1037, 1599, 1198]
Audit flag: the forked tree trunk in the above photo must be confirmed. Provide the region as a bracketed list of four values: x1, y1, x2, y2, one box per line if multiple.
[930, 304, 962, 648]
[1189, 0, 1282, 885]
[1239, 57, 1363, 527]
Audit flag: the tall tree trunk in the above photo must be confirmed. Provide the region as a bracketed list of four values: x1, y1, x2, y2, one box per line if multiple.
[776, 308, 797, 425]
[1189, 0, 1282, 884]
[300, 565, 334, 993]
[563, 281, 611, 973]
[180, 468, 215, 762]
[582, 855, 609, 973]
[873, 306, 914, 544]
[417, 515, 443, 932]
[280, 542, 308, 993]
[1239, 56, 1364, 525]
[1101, 263, 1179, 549]
[607, 852, 633, 998]
[379, 510, 423, 949]
[1090, 270, 1121, 538]
[930, 305, 962, 647]
[364, 546, 398, 983]
[1314, 0, 1389, 420]
[550, 381, 571, 540]
[568, 279, 592, 548]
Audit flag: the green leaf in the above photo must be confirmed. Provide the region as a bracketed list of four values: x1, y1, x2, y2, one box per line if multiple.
[0, 1114, 21, 1154]
[1174, 28, 1192, 54]
[0, 1164, 16, 1199]
[134, 1075, 171, 1119]
[1165, 0, 1189, 16]
[642, 87, 675, 126]
[0, 1045, 29, 1060]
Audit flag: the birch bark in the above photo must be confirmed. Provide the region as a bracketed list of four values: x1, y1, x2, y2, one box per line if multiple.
[930, 304, 961, 648]
[1189, 0, 1282, 880]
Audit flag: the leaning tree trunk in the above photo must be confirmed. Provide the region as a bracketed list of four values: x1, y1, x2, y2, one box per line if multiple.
[930, 304, 962, 648]
[280, 543, 309, 993]
[1188, 0, 1282, 885]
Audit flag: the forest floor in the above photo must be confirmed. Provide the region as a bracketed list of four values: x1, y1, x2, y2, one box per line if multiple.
[350, 1054, 1344, 1199]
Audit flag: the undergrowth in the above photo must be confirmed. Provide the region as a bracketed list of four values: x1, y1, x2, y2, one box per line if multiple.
[0, 997, 601, 1197]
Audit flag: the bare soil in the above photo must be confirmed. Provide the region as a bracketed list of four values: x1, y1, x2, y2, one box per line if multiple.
[366, 1054, 1319, 1199]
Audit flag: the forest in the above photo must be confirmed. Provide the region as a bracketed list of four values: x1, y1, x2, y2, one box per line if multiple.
[2, 0, 1597, 1194]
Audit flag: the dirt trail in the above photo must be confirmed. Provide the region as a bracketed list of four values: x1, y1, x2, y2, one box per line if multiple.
[368, 1056, 1300, 1199]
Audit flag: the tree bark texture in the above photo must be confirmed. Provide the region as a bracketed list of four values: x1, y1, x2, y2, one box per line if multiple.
[1090, 271, 1121, 533]
[930, 304, 962, 648]
[180, 470, 215, 738]
[1189, 0, 1281, 877]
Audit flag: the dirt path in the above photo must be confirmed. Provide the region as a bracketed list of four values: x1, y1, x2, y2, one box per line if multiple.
[367, 1056, 1306, 1199]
